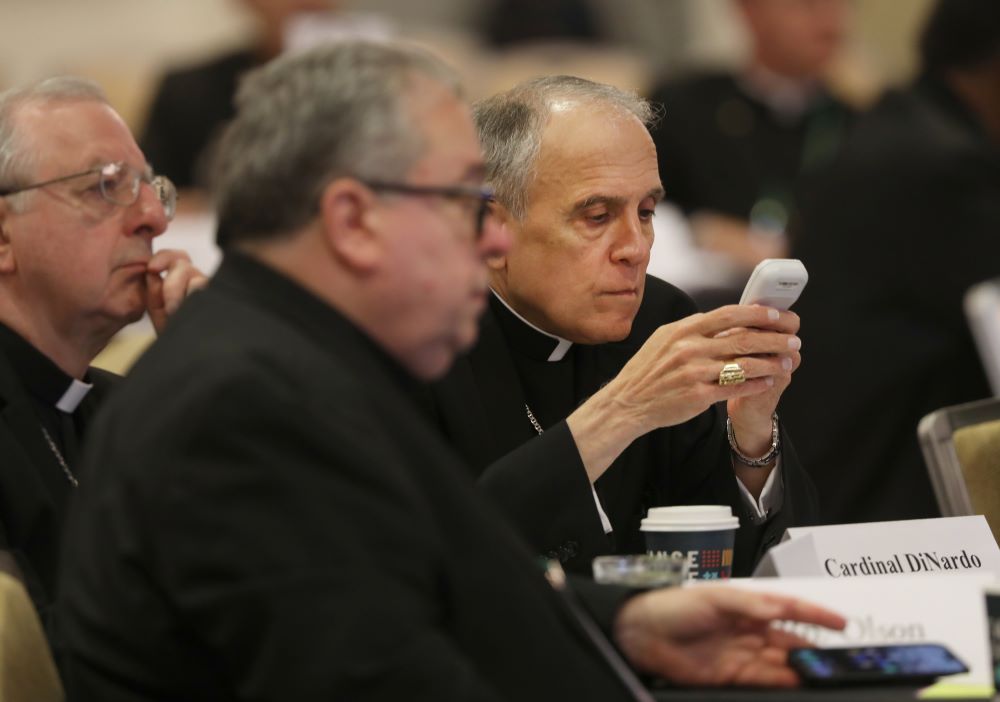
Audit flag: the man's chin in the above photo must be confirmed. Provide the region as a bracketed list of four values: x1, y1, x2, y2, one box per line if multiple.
[569, 316, 635, 345]
[408, 348, 458, 382]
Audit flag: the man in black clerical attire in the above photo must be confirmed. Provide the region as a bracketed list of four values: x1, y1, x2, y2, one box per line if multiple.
[0, 77, 203, 640]
[58, 41, 843, 701]
[782, 0, 1000, 524]
[648, 0, 853, 282]
[429, 76, 819, 578]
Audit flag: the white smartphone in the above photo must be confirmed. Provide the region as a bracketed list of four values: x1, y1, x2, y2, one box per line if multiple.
[739, 258, 808, 310]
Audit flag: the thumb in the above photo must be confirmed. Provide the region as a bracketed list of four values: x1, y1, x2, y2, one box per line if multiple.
[145, 270, 168, 334]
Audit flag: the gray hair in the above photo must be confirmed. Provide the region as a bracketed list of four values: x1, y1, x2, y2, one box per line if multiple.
[0, 77, 108, 209]
[473, 75, 659, 220]
[211, 40, 462, 247]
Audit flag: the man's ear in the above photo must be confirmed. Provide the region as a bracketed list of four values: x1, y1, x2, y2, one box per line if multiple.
[486, 200, 513, 272]
[0, 200, 17, 274]
[317, 178, 382, 273]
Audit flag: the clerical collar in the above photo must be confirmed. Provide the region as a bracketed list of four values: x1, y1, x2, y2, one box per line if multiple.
[489, 289, 573, 362]
[0, 322, 93, 413]
[739, 64, 824, 122]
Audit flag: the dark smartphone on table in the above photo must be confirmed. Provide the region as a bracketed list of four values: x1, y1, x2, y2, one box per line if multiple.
[789, 644, 968, 687]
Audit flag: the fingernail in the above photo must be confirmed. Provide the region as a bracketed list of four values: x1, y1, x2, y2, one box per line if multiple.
[765, 376, 774, 387]
[782, 357, 793, 371]
[788, 337, 801, 351]
[768, 308, 779, 321]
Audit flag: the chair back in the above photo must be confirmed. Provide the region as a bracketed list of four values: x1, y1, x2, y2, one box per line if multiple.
[919, 397, 1000, 545]
[0, 571, 63, 702]
[964, 278, 1000, 396]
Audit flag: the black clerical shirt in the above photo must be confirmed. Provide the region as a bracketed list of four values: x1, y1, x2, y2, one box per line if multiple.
[490, 294, 576, 432]
[430, 276, 811, 575]
[489, 292, 618, 536]
[0, 322, 92, 479]
[0, 320, 116, 649]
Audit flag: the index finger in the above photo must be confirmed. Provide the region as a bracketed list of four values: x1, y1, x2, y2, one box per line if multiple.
[145, 269, 168, 334]
[696, 305, 800, 336]
[705, 587, 846, 632]
[760, 593, 847, 632]
[147, 248, 194, 275]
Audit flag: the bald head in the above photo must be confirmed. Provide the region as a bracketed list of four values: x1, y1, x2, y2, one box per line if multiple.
[472, 75, 657, 220]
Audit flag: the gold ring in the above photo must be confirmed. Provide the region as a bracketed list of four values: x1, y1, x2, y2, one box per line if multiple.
[718, 361, 746, 386]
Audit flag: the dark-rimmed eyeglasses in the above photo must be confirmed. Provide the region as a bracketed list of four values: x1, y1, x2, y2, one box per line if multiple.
[362, 180, 493, 240]
[0, 161, 177, 221]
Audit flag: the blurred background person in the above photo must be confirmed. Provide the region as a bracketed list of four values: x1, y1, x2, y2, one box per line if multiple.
[648, 0, 855, 307]
[782, 0, 1000, 525]
[140, 0, 377, 197]
[480, 0, 602, 48]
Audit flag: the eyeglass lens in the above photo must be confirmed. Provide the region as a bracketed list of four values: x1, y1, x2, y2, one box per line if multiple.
[98, 164, 176, 220]
[98, 163, 138, 205]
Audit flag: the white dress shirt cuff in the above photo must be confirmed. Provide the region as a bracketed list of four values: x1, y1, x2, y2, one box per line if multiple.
[735, 458, 784, 521]
[591, 486, 613, 534]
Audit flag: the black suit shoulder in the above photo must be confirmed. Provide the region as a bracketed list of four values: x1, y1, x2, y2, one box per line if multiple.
[785, 80, 1000, 523]
[61, 261, 638, 701]
[827, 88, 990, 186]
[650, 70, 852, 219]
[649, 72, 738, 108]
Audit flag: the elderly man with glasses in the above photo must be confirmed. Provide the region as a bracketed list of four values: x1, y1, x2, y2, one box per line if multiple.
[0, 76, 203, 641]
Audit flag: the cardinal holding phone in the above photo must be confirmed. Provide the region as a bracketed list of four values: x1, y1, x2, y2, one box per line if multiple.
[427, 75, 820, 578]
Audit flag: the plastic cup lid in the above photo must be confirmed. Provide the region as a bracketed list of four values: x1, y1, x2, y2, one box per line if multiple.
[640, 505, 739, 531]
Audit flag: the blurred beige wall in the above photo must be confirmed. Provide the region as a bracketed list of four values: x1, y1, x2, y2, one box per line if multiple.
[1, 0, 940, 130]
[0, 0, 249, 128]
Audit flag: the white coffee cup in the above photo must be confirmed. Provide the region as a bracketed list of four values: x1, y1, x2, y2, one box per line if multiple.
[640, 505, 739, 580]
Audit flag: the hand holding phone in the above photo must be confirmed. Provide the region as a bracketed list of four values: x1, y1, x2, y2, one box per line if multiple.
[789, 644, 968, 688]
[740, 258, 808, 311]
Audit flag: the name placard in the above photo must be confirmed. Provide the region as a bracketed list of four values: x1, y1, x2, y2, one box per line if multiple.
[754, 515, 1000, 579]
[689, 574, 994, 687]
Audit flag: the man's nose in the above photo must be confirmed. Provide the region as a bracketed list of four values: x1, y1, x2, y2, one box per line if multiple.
[126, 181, 169, 239]
[612, 215, 651, 266]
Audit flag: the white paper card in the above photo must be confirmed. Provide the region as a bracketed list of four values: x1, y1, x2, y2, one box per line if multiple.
[690, 574, 994, 687]
[754, 515, 1000, 579]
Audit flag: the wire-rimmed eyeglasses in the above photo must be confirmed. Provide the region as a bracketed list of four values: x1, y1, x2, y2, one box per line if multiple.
[362, 180, 493, 240]
[0, 161, 177, 221]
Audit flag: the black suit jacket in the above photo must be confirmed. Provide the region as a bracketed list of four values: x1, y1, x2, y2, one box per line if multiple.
[0, 346, 115, 633]
[783, 75, 1000, 524]
[649, 72, 852, 223]
[140, 49, 256, 189]
[430, 276, 819, 577]
[59, 253, 640, 701]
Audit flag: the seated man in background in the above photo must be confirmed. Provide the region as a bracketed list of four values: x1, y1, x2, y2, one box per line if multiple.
[0, 76, 204, 639]
[59, 41, 843, 701]
[782, 0, 1000, 524]
[428, 76, 818, 578]
[141, 0, 341, 192]
[649, 0, 853, 288]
